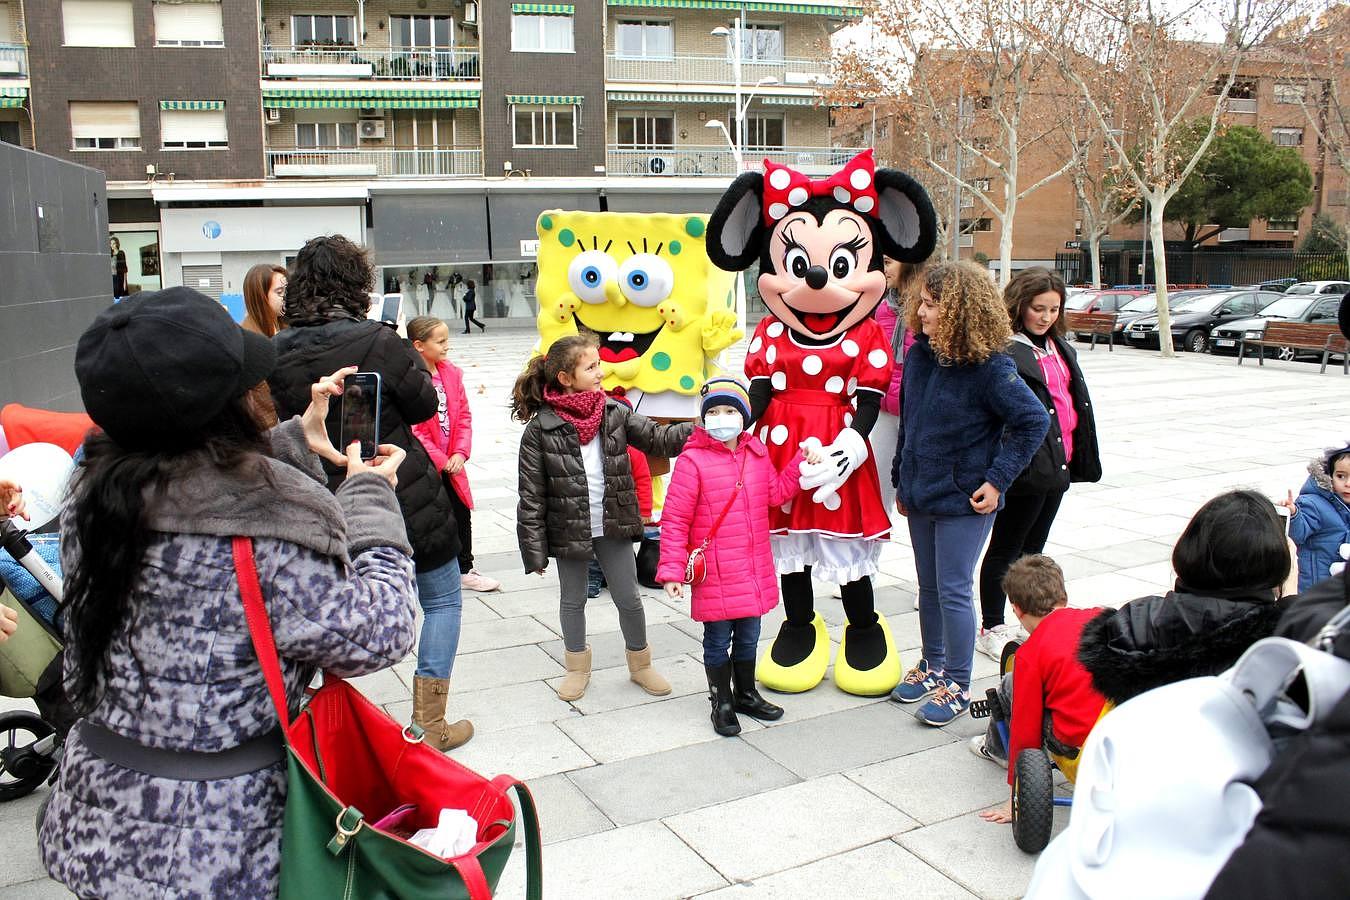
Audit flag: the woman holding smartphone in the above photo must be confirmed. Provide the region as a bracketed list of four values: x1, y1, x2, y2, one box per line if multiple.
[268, 235, 474, 751]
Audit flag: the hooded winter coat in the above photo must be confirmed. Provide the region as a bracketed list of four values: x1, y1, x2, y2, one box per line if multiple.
[517, 398, 691, 573]
[656, 428, 803, 621]
[1289, 455, 1350, 592]
[39, 418, 417, 899]
[269, 317, 459, 572]
[1076, 587, 1287, 706]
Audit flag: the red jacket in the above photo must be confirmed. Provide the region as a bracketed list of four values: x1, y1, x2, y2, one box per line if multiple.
[1007, 606, 1107, 785]
[874, 302, 915, 417]
[656, 428, 801, 621]
[628, 447, 653, 521]
[410, 359, 474, 509]
[0, 404, 95, 456]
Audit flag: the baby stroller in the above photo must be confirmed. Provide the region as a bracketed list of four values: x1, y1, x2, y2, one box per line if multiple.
[0, 440, 79, 803]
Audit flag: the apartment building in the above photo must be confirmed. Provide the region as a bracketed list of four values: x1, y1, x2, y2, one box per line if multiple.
[837, 48, 1347, 283]
[8, 0, 860, 316]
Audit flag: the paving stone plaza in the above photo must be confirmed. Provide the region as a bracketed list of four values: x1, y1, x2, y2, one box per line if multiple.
[3, 323, 1345, 899]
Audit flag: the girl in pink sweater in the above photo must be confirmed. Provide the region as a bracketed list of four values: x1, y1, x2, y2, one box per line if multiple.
[658, 377, 820, 736]
[408, 316, 500, 594]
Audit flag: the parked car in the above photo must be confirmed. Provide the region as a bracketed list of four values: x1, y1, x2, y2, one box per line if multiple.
[1109, 289, 1218, 343]
[1065, 288, 1151, 342]
[1127, 290, 1285, 352]
[1281, 280, 1350, 297]
[1256, 277, 1297, 293]
[1209, 293, 1346, 358]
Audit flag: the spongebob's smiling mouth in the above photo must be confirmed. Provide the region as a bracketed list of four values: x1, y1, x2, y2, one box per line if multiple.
[575, 313, 664, 363]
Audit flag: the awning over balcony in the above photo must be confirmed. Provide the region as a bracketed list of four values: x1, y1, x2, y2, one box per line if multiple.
[505, 94, 584, 105]
[511, 3, 575, 12]
[760, 95, 817, 106]
[0, 86, 26, 109]
[159, 100, 225, 111]
[262, 87, 481, 109]
[608, 90, 732, 103]
[605, 0, 862, 15]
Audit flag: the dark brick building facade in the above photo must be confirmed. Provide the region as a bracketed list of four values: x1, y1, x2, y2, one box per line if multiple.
[24, 0, 263, 183]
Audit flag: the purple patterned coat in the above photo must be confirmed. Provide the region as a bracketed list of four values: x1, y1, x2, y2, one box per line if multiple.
[39, 419, 418, 899]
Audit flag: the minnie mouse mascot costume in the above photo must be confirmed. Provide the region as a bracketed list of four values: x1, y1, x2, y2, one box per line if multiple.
[706, 150, 937, 696]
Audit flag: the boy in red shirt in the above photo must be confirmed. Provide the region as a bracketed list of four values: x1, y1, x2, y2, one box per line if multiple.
[972, 555, 1106, 823]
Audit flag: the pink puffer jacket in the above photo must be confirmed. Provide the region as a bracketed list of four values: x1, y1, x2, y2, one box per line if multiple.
[875, 301, 915, 416]
[657, 428, 803, 622]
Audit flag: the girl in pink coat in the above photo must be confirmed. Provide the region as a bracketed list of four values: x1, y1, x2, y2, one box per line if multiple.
[658, 377, 820, 736]
[408, 316, 500, 594]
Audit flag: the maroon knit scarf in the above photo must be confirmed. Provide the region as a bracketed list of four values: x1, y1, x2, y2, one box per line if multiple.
[544, 387, 606, 444]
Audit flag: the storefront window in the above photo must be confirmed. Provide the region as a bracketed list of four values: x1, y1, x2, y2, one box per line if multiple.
[376, 262, 538, 321]
[110, 229, 161, 298]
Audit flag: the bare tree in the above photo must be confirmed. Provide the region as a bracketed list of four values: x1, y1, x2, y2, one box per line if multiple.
[1043, 0, 1300, 355]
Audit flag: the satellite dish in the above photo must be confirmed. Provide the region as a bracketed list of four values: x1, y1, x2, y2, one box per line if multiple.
[0, 443, 76, 531]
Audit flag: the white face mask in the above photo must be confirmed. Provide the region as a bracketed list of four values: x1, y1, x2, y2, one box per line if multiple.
[703, 411, 744, 442]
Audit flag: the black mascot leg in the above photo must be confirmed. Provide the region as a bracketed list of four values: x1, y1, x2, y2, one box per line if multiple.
[833, 577, 901, 696]
[757, 567, 830, 692]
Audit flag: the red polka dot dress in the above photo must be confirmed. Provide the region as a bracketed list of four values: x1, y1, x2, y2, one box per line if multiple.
[745, 316, 893, 578]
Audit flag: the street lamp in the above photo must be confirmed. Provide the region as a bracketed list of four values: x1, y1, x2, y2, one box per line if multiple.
[711, 18, 779, 172]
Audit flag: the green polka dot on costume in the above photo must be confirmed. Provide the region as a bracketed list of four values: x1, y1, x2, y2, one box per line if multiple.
[652, 352, 671, 371]
[669, 240, 682, 256]
[679, 375, 696, 389]
[540, 215, 553, 230]
[684, 218, 705, 238]
[559, 229, 575, 247]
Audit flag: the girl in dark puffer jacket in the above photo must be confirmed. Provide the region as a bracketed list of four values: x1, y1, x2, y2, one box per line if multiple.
[513, 333, 692, 703]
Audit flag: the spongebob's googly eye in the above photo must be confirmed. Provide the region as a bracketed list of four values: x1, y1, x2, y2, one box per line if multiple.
[618, 254, 674, 308]
[567, 251, 618, 304]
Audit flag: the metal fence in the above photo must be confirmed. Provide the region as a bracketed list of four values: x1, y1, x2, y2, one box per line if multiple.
[604, 52, 830, 85]
[267, 149, 482, 178]
[607, 145, 863, 177]
[0, 44, 27, 78]
[261, 47, 480, 81]
[1055, 249, 1349, 288]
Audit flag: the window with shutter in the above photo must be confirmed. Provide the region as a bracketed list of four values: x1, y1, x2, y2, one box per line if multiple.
[0, 3, 13, 43]
[62, 0, 135, 47]
[161, 108, 227, 148]
[154, 1, 224, 47]
[70, 101, 141, 149]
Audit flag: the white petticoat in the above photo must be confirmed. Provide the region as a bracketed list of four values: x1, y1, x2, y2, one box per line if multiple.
[770, 532, 883, 584]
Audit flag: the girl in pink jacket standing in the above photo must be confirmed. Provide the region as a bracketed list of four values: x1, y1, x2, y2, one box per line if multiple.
[408, 316, 500, 594]
[658, 377, 820, 736]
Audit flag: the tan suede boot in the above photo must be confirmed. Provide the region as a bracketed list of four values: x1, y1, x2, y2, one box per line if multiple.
[626, 645, 671, 696]
[412, 676, 474, 751]
[557, 647, 592, 701]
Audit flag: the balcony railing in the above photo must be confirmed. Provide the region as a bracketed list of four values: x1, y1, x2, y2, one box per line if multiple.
[605, 52, 831, 86]
[0, 44, 28, 78]
[607, 146, 864, 177]
[267, 148, 482, 178]
[262, 47, 480, 81]
[1224, 97, 1258, 114]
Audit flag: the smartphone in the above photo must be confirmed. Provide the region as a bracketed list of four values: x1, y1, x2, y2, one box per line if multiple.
[1276, 504, 1291, 536]
[340, 372, 382, 461]
[378, 294, 402, 326]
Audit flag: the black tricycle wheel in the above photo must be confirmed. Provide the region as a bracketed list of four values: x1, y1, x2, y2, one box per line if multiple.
[0, 711, 58, 802]
[1011, 748, 1055, 853]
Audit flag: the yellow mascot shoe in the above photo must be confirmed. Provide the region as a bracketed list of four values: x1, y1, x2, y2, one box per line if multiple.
[833, 612, 902, 697]
[756, 612, 830, 693]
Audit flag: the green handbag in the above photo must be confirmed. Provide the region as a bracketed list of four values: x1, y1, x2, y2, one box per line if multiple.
[235, 538, 543, 900]
[0, 588, 62, 699]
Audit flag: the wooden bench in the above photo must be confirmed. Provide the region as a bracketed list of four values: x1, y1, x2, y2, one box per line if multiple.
[1064, 311, 1117, 351]
[1238, 321, 1349, 374]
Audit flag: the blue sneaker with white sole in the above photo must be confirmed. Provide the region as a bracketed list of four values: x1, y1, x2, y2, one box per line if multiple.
[890, 659, 943, 703]
[915, 681, 971, 726]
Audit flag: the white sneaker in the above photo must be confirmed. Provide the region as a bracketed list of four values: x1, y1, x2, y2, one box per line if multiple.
[975, 623, 1021, 661]
[461, 569, 501, 593]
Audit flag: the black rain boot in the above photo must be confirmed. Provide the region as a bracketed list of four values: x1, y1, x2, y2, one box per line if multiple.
[706, 663, 741, 736]
[732, 659, 783, 721]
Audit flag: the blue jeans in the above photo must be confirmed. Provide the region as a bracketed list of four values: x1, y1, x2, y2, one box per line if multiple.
[414, 559, 463, 679]
[703, 617, 762, 667]
[907, 511, 996, 692]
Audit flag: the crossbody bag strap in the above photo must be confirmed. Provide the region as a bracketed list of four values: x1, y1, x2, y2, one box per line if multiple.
[232, 536, 292, 730]
[697, 452, 747, 551]
[489, 774, 543, 900]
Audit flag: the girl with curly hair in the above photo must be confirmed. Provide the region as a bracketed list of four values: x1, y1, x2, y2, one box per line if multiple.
[889, 261, 1049, 725]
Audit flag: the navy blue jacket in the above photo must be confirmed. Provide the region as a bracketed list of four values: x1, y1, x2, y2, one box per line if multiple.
[891, 335, 1049, 517]
[1290, 458, 1350, 592]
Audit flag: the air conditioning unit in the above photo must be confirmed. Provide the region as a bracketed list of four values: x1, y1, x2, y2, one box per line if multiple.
[358, 107, 381, 118]
[646, 155, 674, 176]
[359, 118, 385, 140]
[464, 1, 478, 24]
[265, 108, 281, 124]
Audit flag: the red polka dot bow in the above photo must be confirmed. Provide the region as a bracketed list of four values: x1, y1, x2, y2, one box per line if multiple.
[761, 149, 880, 226]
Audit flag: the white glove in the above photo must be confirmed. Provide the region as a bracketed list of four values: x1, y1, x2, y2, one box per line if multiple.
[798, 428, 868, 505]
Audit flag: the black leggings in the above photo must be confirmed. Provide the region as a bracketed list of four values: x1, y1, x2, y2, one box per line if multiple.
[977, 490, 1064, 629]
[445, 478, 474, 572]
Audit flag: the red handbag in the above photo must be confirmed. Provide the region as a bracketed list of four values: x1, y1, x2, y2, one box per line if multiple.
[233, 537, 541, 899]
[683, 454, 745, 586]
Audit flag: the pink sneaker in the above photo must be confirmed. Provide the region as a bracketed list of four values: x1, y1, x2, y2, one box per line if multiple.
[461, 569, 501, 593]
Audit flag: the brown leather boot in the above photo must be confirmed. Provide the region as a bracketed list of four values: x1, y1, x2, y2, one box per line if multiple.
[412, 676, 474, 751]
[557, 647, 592, 701]
[626, 645, 671, 696]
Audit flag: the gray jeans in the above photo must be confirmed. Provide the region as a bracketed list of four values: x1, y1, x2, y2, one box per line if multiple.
[985, 671, 1080, 761]
[557, 537, 647, 653]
